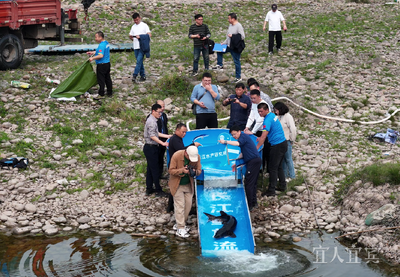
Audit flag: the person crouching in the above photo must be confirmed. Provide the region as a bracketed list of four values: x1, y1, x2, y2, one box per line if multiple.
[168, 146, 202, 238]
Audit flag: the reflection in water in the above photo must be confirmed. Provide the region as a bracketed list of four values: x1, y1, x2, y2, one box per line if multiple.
[0, 232, 399, 277]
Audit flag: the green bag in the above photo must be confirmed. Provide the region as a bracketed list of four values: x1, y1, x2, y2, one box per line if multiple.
[50, 60, 97, 98]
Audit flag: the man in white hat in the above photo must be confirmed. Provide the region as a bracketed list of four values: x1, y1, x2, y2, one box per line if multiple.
[168, 146, 202, 238]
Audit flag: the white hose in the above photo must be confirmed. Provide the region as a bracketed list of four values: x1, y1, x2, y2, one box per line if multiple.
[186, 97, 400, 130]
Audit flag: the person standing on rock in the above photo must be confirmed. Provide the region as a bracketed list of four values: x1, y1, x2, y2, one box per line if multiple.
[166, 123, 202, 213]
[190, 72, 220, 129]
[274, 102, 296, 181]
[222, 82, 251, 130]
[244, 89, 267, 137]
[168, 146, 202, 238]
[188, 14, 211, 77]
[129, 12, 151, 83]
[263, 4, 287, 55]
[156, 100, 169, 179]
[248, 80, 273, 172]
[213, 13, 245, 83]
[144, 103, 171, 197]
[257, 102, 287, 197]
[87, 31, 113, 97]
[219, 126, 261, 211]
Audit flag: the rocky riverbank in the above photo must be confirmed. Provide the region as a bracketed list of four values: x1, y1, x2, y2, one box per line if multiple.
[0, 0, 399, 265]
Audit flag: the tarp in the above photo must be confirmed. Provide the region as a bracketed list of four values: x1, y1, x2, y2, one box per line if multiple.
[50, 60, 97, 98]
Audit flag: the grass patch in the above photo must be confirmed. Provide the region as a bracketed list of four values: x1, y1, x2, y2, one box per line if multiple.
[334, 162, 400, 204]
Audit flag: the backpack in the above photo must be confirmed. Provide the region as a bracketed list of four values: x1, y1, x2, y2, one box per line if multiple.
[207, 39, 215, 54]
[0, 157, 29, 169]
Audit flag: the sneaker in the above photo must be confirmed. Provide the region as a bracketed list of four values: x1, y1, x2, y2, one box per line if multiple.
[176, 228, 190, 238]
[212, 65, 223, 70]
[145, 188, 155, 195]
[268, 52, 273, 55]
[234, 78, 242, 83]
[132, 75, 138, 83]
[155, 190, 168, 197]
[173, 224, 190, 232]
[191, 71, 198, 77]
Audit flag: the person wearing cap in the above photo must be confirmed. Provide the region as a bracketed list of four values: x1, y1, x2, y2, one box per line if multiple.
[144, 103, 172, 197]
[168, 146, 202, 238]
[219, 126, 261, 211]
[263, 4, 287, 55]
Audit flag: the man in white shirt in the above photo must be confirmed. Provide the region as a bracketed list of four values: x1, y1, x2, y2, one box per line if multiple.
[129, 13, 151, 83]
[263, 4, 287, 55]
[244, 89, 266, 136]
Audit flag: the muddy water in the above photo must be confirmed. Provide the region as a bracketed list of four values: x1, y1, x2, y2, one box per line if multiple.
[0, 231, 399, 276]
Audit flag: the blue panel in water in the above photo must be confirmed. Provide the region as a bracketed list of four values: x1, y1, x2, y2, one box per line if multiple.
[196, 184, 255, 257]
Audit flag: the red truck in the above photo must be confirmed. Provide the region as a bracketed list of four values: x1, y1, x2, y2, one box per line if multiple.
[0, 0, 81, 70]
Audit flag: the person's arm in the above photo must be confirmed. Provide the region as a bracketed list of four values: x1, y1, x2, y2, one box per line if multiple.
[159, 133, 172, 139]
[205, 24, 211, 38]
[88, 45, 104, 62]
[169, 155, 189, 176]
[282, 20, 287, 31]
[234, 98, 247, 109]
[151, 136, 168, 147]
[263, 13, 269, 31]
[204, 84, 218, 99]
[218, 139, 240, 147]
[256, 131, 268, 149]
[238, 23, 245, 40]
[253, 114, 264, 134]
[193, 157, 202, 176]
[287, 114, 296, 142]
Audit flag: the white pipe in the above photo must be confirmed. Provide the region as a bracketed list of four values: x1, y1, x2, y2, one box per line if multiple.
[186, 97, 400, 130]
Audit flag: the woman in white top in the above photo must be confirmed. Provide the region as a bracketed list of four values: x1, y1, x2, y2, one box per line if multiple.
[274, 102, 296, 180]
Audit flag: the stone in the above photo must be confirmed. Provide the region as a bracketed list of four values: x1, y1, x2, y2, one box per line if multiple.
[54, 141, 62, 148]
[268, 231, 280, 238]
[280, 204, 293, 213]
[25, 204, 37, 213]
[79, 224, 91, 230]
[365, 204, 397, 226]
[79, 190, 89, 200]
[45, 228, 59, 235]
[98, 120, 109, 127]
[292, 237, 302, 242]
[216, 74, 229, 83]
[99, 221, 111, 228]
[13, 227, 32, 235]
[65, 159, 77, 165]
[63, 227, 73, 232]
[53, 217, 67, 223]
[72, 139, 83, 145]
[98, 231, 114, 236]
[77, 216, 91, 224]
[53, 154, 62, 160]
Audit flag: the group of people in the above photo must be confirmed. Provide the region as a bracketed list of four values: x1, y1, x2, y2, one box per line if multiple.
[87, 4, 287, 96]
[143, 103, 203, 238]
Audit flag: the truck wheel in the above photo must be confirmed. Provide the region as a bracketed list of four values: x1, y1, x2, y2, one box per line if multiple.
[0, 34, 24, 70]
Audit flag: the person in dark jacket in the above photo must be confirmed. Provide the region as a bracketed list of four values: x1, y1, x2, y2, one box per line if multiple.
[157, 100, 169, 179]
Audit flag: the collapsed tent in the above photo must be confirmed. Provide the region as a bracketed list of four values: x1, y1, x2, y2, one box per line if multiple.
[50, 60, 97, 98]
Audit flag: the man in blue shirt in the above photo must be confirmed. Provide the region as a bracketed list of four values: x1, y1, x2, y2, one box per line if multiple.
[222, 82, 251, 130]
[87, 31, 112, 97]
[190, 72, 220, 129]
[257, 103, 287, 197]
[219, 126, 261, 211]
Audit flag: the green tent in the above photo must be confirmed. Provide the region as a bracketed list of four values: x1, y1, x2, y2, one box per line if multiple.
[50, 60, 97, 98]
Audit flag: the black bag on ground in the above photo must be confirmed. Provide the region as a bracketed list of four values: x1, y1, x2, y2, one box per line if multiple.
[207, 39, 215, 54]
[0, 157, 29, 169]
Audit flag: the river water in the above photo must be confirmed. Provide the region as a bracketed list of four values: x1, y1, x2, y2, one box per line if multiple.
[0, 231, 399, 277]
